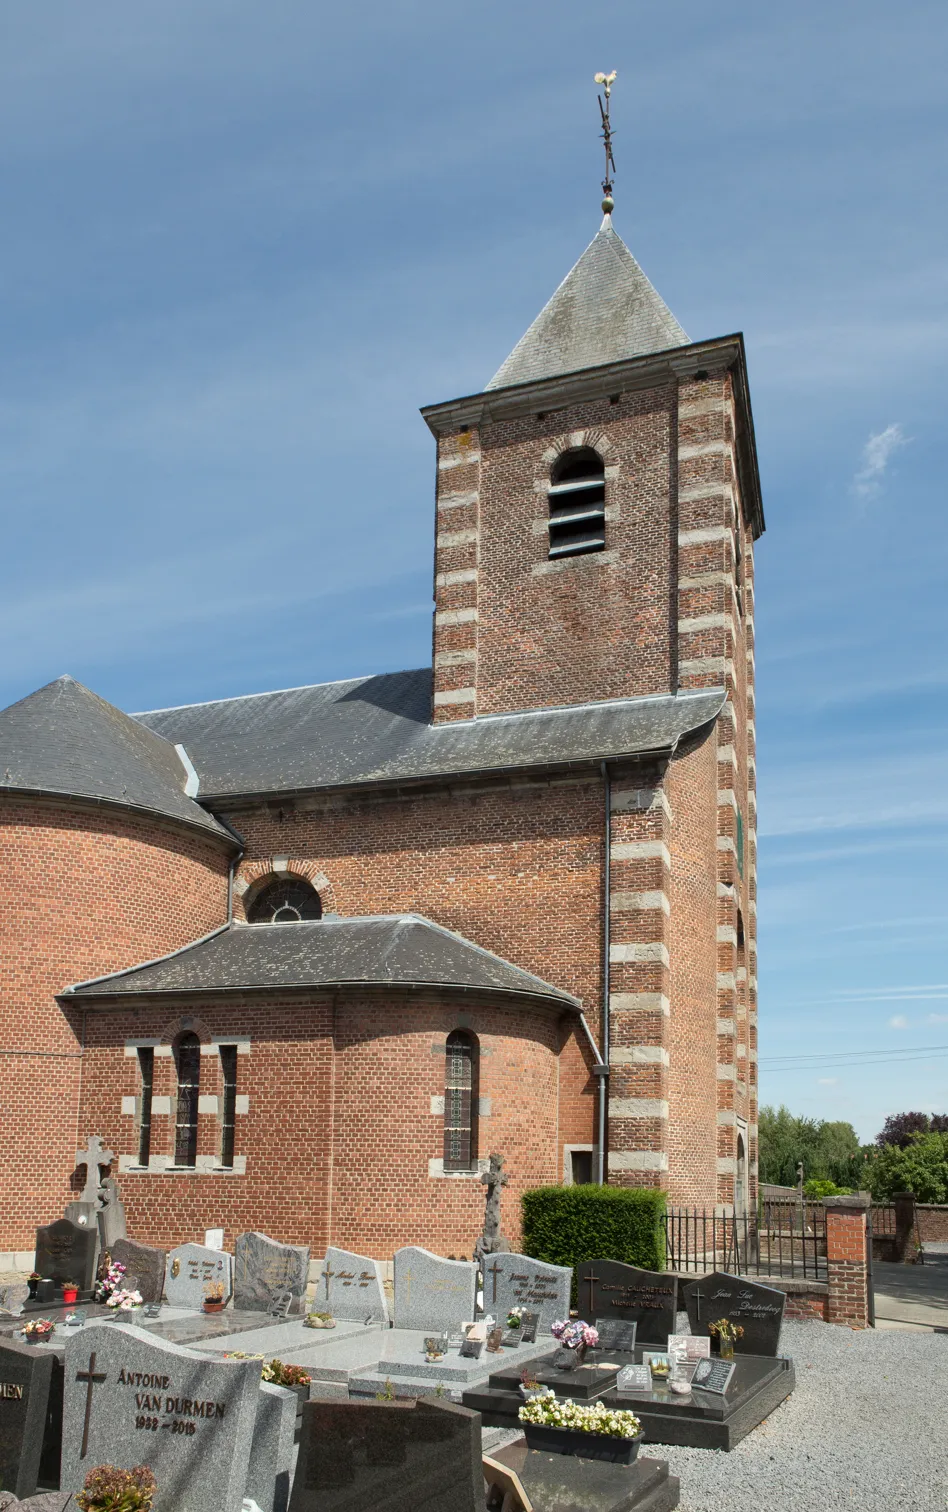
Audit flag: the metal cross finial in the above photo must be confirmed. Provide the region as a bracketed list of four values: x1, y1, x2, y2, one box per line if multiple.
[594, 71, 618, 213]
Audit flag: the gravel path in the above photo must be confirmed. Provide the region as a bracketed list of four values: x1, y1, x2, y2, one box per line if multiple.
[660, 1320, 948, 1512]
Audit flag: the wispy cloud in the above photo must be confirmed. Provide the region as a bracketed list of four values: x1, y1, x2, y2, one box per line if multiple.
[852, 422, 908, 498]
[817, 1077, 839, 1086]
[888, 1014, 909, 1029]
[927, 1013, 948, 1024]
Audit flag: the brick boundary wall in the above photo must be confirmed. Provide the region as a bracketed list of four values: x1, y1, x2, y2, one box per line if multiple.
[916, 1205, 948, 1243]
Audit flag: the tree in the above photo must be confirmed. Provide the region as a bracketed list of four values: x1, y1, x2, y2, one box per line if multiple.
[867, 1132, 948, 1202]
[877, 1112, 937, 1148]
[758, 1106, 862, 1188]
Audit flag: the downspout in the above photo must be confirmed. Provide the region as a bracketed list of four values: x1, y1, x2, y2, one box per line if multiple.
[211, 813, 246, 923]
[597, 759, 612, 1185]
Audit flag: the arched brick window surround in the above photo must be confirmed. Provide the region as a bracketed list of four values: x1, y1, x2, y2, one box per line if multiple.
[234, 859, 337, 920]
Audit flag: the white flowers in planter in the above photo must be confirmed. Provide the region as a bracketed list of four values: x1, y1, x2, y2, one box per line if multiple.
[519, 1395, 642, 1440]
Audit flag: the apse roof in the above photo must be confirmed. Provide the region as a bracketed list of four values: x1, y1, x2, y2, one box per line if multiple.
[64, 914, 581, 1008]
[486, 216, 689, 391]
[0, 676, 229, 839]
[135, 674, 725, 803]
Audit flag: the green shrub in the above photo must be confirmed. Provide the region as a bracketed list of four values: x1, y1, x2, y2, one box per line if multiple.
[802, 1178, 852, 1199]
[521, 1184, 666, 1288]
[867, 1132, 948, 1202]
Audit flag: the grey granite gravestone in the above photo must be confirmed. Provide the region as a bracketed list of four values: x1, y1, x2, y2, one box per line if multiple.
[289, 1396, 483, 1512]
[481, 1252, 571, 1334]
[317, 1248, 388, 1324]
[110, 1240, 168, 1305]
[234, 1234, 309, 1317]
[683, 1272, 786, 1356]
[34, 1220, 97, 1293]
[164, 1245, 234, 1311]
[60, 1322, 261, 1512]
[0, 1336, 55, 1498]
[392, 1248, 477, 1334]
[247, 1382, 296, 1512]
[576, 1260, 678, 1346]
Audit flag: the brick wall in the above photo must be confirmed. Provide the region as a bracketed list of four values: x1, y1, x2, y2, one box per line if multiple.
[0, 796, 230, 1248]
[825, 1201, 870, 1328]
[917, 1205, 948, 1242]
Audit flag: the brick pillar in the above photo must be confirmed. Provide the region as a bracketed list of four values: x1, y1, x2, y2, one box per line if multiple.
[824, 1194, 871, 1328]
[892, 1191, 917, 1263]
[431, 426, 481, 723]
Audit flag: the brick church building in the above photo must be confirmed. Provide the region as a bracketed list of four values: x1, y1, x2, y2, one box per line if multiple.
[0, 209, 763, 1259]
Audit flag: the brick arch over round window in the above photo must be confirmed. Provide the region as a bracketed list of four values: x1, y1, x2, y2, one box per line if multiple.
[443, 1029, 479, 1172]
[234, 858, 337, 920]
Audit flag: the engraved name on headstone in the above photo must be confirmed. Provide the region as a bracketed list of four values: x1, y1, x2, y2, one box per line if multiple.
[34, 1220, 98, 1293]
[234, 1234, 310, 1317]
[0, 1336, 55, 1498]
[393, 1248, 478, 1333]
[683, 1272, 786, 1356]
[318, 1247, 388, 1324]
[594, 1318, 638, 1353]
[164, 1245, 233, 1311]
[576, 1260, 678, 1346]
[481, 1253, 571, 1335]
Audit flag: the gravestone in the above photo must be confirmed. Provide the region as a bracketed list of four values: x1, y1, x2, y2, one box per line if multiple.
[317, 1247, 388, 1324]
[289, 1396, 483, 1512]
[111, 1240, 168, 1305]
[247, 1382, 296, 1512]
[60, 1321, 261, 1512]
[392, 1248, 477, 1333]
[480, 1253, 570, 1334]
[164, 1245, 234, 1311]
[0, 1336, 55, 1498]
[74, 1137, 114, 1206]
[234, 1234, 309, 1317]
[97, 1178, 127, 1252]
[682, 1272, 786, 1356]
[34, 1220, 97, 1293]
[473, 1153, 511, 1267]
[576, 1260, 678, 1346]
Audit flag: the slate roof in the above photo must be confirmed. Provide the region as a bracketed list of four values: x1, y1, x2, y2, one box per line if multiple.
[136, 673, 725, 802]
[65, 915, 581, 1008]
[486, 216, 689, 391]
[0, 676, 229, 839]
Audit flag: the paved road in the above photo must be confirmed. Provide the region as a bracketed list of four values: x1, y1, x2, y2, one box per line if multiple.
[873, 1247, 948, 1328]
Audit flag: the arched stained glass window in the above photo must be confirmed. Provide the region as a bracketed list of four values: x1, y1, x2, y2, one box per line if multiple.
[174, 1032, 200, 1168]
[443, 1030, 479, 1172]
[247, 877, 322, 924]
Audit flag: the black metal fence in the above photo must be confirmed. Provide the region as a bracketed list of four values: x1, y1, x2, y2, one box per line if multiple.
[664, 1204, 827, 1280]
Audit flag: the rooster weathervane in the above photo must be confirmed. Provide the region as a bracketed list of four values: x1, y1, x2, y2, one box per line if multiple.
[594, 70, 617, 213]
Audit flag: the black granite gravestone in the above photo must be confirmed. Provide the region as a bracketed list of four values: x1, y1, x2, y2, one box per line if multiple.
[484, 1440, 680, 1512]
[34, 1221, 97, 1293]
[682, 1272, 786, 1356]
[576, 1262, 678, 1346]
[0, 1337, 55, 1498]
[110, 1238, 167, 1305]
[289, 1396, 482, 1512]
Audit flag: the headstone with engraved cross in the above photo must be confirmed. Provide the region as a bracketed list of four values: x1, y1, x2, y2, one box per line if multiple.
[683, 1271, 786, 1356]
[481, 1252, 571, 1334]
[576, 1259, 678, 1346]
[393, 1248, 477, 1333]
[318, 1246, 389, 1324]
[61, 1322, 261, 1512]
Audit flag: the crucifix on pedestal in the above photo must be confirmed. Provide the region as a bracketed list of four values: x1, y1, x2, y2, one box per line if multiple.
[75, 1136, 115, 1206]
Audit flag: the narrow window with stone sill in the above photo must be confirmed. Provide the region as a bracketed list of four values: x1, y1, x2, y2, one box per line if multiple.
[547, 448, 606, 559]
[443, 1030, 479, 1172]
[173, 1032, 200, 1168]
[137, 1047, 154, 1168]
[219, 1044, 238, 1169]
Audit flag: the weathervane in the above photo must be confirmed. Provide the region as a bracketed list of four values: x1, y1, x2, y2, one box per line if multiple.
[594, 70, 617, 213]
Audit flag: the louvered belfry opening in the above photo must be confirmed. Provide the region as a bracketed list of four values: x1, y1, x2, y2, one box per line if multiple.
[443, 1029, 479, 1172]
[174, 1032, 201, 1168]
[548, 448, 606, 559]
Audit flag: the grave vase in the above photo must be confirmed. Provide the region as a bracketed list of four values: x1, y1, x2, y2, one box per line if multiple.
[718, 1337, 735, 1360]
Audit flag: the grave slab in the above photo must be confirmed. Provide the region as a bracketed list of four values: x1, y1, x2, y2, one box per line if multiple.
[60, 1321, 262, 1512]
[288, 1396, 482, 1512]
[110, 1239, 168, 1305]
[611, 1351, 796, 1450]
[247, 1382, 296, 1512]
[480, 1253, 571, 1334]
[234, 1235, 309, 1317]
[34, 1222, 97, 1294]
[484, 1440, 680, 1512]
[576, 1262, 678, 1346]
[0, 1336, 55, 1498]
[392, 1248, 477, 1333]
[316, 1247, 388, 1324]
[200, 1318, 370, 1359]
[682, 1272, 786, 1356]
[164, 1245, 234, 1311]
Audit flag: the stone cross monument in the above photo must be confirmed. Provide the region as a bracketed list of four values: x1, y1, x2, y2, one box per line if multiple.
[474, 1152, 511, 1267]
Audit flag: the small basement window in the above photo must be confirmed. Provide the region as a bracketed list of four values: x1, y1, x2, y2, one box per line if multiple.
[547, 448, 606, 560]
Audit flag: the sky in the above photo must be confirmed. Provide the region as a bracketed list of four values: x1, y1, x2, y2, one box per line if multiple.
[0, 1, 945, 1142]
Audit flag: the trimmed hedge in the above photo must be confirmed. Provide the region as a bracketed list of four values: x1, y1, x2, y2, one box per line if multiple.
[521, 1184, 667, 1284]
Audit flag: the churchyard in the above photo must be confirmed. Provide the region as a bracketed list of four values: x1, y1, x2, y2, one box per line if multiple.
[0, 1152, 943, 1511]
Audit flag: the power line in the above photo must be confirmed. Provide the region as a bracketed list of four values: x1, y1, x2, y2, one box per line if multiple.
[760, 1043, 948, 1065]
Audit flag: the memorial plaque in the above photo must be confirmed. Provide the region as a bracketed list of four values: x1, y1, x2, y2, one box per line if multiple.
[616, 1363, 651, 1392]
[576, 1260, 678, 1346]
[683, 1272, 786, 1356]
[595, 1318, 638, 1354]
[164, 1245, 233, 1311]
[111, 1239, 168, 1306]
[392, 1248, 477, 1333]
[233, 1233, 310, 1317]
[459, 1338, 483, 1360]
[667, 1335, 710, 1364]
[518, 1312, 539, 1344]
[480, 1253, 571, 1335]
[204, 1229, 225, 1252]
[0, 1336, 55, 1498]
[34, 1220, 97, 1292]
[317, 1246, 389, 1324]
[692, 1357, 736, 1394]
[60, 1321, 261, 1512]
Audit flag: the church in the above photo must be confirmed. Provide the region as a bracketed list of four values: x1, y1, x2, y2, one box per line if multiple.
[0, 199, 763, 1261]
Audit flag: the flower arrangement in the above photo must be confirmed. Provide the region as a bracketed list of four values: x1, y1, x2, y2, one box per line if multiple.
[506, 1308, 522, 1328]
[204, 1281, 226, 1302]
[551, 1320, 599, 1350]
[519, 1397, 641, 1440]
[224, 1353, 311, 1387]
[22, 1318, 54, 1341]
[304, 1311, 336, 1329]
[27, 1271, 41, 1282]
[707, 1319, 744, 1342]
[94, 1262, 126, 1303]
[106, 1289, 143, 1313]
[76, 1463, 156, 1512]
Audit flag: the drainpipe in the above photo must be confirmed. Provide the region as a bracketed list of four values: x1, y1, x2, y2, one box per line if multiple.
[597, 759, 612, 1185]
[212, 814, 246, 923]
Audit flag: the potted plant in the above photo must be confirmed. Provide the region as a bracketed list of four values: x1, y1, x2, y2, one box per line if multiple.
[518, 1396, 644, 1464]
[26, 1271, 41, 1301]
[105, 1288, 144, 1317]
[76, 1463, 156, 1512]
[226, 1353, 311, 1409]
[518, 1370, 553, 1402]
[303, 1311, 336, 1329]
[203, 1281, 227, 1314]
[62, 1283, 80, 1306]
[21, 1318, 54, 1345]
[550, 1319, 599, 1366]
[708, 1318, 744, 1360]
